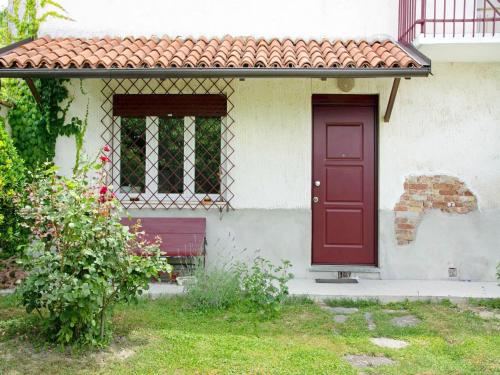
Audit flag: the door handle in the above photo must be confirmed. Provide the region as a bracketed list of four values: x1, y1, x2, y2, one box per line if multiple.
[314, 180, 320, 187]
[313, 197, 319, 203]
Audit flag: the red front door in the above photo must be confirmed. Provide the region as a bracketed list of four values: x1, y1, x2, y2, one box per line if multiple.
[312, 96, 377, 265]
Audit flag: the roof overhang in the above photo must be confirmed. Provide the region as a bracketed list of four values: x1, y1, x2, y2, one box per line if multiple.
[0, 36, 432, 122]
[0, 36, 431, 79]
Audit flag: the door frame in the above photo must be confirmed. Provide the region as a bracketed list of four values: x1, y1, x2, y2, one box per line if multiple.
[311, 94, 379, 266]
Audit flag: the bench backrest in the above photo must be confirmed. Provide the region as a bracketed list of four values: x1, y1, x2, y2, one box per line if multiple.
[120, 217, 206, 257]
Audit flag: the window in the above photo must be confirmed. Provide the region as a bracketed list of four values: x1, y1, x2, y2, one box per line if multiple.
[118, 115, 224, 205]
[103, 79, 235, 210]
[120, 117, 146, 194]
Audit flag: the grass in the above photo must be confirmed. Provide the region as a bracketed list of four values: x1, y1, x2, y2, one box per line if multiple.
[469, 298, 500, 310]
[0, 295, 499, 374]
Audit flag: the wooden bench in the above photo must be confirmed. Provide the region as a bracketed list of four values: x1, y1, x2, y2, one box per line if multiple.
[120, 217, 206, 267]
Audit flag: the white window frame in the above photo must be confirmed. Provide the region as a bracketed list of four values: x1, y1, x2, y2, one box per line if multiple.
[116, 115, 224, 205]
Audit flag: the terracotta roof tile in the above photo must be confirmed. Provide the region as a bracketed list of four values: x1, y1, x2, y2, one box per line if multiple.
[0, 36, 422, 70]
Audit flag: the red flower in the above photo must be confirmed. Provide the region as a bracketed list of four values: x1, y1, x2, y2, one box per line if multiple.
[99, 195, 106, 203]
[103, 145, 111, 153]
[99, 186, 108, 195]
[99, 155, 110, 163]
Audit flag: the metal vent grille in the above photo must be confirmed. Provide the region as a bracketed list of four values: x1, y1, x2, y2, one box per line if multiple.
[100, 78, 235, 210]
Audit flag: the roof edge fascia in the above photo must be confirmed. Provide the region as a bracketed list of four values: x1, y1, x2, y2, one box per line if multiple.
[0, 66, 431, 79]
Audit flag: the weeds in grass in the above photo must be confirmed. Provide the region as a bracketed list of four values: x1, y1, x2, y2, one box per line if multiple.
[239, 257, 293, 317]
[469, 298, 500, 309]
[325, 298, 380, 308]
[439, 298, 457, 308]
[284, 295, 315, 306]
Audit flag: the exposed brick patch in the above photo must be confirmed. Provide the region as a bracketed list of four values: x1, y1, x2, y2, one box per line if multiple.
[394, 175, 478, 245]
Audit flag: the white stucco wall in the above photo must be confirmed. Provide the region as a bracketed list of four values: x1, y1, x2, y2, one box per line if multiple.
[38, 0, 398, 40]
[53, 63, 500, 280]
[57, 63, 500, 211]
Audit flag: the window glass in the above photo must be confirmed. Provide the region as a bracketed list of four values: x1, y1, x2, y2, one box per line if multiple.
[120, 117, 146, 193]
[195, 117, 222, 194]
[158, 117, 184, 194]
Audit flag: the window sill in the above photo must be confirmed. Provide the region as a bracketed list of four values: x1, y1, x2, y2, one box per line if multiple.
[119, 199, 228, 209]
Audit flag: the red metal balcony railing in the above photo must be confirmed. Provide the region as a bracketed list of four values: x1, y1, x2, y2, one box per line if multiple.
[399, 0, 500, 44]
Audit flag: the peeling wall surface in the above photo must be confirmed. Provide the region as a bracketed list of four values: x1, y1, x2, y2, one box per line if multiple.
[394, 175, 478, 245]
[54, 62, 500, 280]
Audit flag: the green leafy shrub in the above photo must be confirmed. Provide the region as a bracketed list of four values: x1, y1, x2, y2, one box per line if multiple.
[0, 120, 27, 258]
[184, 257, 294, 317]
[240, 257, 293, 316]
[184, 263, 243, 312]
[16, 150, 171, 345]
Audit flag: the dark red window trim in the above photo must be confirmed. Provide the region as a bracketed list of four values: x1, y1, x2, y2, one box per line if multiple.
[113, 94, 227, 117]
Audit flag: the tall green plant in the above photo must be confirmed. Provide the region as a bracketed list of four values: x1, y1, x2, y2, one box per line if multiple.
[0, 119, 26, 258]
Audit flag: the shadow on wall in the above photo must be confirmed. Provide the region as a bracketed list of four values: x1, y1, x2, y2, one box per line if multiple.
[394, 175, 478, 245]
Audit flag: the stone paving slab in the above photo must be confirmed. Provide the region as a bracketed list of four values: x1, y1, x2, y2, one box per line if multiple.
[370, 337, 409, 349]
[476, 310, 500, 320]
[326, 307, 359, 314]
[383, 309, 408, 314]
[391, 315, 421, 327]
[333, 315, 348, 323]
[364, 312, 376, 331]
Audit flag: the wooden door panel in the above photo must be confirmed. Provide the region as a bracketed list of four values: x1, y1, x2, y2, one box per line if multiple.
[326, 123, 363, 159]
[312, 100, 376, 265]
[325, 209, 363, 245]
[325, 166, 363, 202]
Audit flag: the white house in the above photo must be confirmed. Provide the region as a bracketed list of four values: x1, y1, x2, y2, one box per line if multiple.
[1, 0, 499, 281]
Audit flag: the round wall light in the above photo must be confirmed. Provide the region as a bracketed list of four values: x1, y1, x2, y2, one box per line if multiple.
[337, 78, 355, 92]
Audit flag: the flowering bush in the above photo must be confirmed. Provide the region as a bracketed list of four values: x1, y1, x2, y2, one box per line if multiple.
[17, 147, 171, 345]
[0, 120, 27, 259]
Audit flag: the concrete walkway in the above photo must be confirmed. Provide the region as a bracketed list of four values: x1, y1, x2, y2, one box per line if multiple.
[287, 278, 500, 302]
[146, 278, 500, 302]
[2, 279, 499, 302]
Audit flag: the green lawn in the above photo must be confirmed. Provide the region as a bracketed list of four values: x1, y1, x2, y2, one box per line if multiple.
[0, 295, 499, 374]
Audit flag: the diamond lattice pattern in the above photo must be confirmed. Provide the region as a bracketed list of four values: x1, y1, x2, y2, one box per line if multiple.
[101, 78, 235, 210]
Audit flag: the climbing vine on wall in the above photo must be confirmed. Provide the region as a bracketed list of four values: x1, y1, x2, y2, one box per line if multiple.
[0, 1, 82, 170]
[6, 79, 83, 170]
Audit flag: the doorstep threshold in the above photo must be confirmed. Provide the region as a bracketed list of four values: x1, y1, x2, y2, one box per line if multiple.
[309, 265, 381, 273]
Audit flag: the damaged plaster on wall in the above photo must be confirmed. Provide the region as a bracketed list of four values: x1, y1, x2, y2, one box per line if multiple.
[394, 175, 478, 245]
